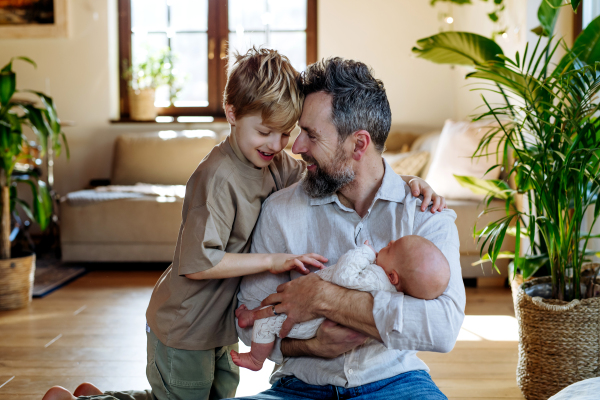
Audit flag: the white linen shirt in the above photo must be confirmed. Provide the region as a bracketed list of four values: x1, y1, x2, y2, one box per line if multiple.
[237, 160, 465, 388]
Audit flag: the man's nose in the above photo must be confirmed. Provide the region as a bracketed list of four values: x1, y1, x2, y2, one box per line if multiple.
[292, 132, 308, 154]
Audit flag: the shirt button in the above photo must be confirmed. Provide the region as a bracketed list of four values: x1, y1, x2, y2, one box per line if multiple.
[348, 369, 354, 374]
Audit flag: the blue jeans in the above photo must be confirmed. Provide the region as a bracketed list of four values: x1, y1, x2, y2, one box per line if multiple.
[232, 370, 447, 400]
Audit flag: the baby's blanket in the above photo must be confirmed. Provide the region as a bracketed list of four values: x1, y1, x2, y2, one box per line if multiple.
[64, 183, 185, 206]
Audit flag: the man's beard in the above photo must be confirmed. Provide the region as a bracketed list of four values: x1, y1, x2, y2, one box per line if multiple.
[301, 146, 355, 198]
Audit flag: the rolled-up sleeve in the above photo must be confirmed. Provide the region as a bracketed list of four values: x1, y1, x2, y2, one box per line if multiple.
[178, 203, 230, 276]
[371, 209, 465, 353]
[236, 198, 290, 364]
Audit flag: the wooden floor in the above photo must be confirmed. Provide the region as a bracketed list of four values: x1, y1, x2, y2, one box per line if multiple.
[0, 271, 524, 399]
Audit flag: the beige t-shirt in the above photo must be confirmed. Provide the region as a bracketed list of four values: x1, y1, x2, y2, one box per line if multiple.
[146, 134, 305, 350]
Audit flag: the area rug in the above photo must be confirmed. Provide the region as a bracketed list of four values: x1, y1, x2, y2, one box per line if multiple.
[32, 258, 86, 297]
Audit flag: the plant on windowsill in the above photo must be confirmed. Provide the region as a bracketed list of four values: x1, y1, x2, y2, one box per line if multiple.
[123, 48, 182, 121]
[413, 1, 600, 398]
[0, 57, 68, 310]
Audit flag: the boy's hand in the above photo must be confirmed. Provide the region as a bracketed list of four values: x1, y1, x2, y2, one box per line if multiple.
[269, 253, 328, 275]
[407, 177, 447, 213]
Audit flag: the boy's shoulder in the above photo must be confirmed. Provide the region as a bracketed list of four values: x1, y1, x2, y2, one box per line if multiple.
[184, 141, 241, 204]
[191, 141, 236, 178]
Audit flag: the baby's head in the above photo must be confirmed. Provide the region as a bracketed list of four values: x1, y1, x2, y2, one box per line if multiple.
[223, 47, 303, 168]
[376, 235, 450, 300]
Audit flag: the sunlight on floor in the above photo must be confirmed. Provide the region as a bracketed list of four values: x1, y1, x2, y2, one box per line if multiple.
[457, 315, 519, 341]
[236, 341, 276, 397]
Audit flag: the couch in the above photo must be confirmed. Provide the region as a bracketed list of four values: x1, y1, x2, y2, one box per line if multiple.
[61, 125, 513, 278]
[60, 130, 219, 262]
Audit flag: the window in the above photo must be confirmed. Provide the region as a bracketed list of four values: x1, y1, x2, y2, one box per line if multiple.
[582, 0, 600, 29]
[118, 0, 317, 120]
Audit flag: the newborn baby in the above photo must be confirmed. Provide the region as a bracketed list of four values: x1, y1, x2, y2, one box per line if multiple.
[231, 235, 451, 371]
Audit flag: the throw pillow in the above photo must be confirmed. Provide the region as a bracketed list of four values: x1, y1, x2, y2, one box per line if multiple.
[383, 151, 430, 177]
[425, 119, 502, 200]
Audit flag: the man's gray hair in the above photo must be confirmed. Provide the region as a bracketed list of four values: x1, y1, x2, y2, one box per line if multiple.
[299, 58, 392, 152]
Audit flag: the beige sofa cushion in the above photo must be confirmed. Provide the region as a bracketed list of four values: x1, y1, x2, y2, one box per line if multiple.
[112, 130, 218, 185]
[410, 131, 441, 178]
[425, 120, 501, 200]
[383, 151, 430, 176]
[61, 197, 183, 262]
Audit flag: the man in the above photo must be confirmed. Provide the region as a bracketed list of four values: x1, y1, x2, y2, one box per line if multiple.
[234, 58, 465, 400]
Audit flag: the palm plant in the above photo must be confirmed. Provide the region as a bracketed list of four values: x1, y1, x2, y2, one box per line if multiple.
[0, 57, 68, 260]
[412, 1, 600, 301]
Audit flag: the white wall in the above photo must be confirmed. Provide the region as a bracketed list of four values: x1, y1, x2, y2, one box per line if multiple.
[0, 0, 574, 196]
[317, 0, 456, 132]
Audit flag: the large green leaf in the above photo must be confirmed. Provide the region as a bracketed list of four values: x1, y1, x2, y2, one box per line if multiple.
[454, 175, 514, 199]
[27, 91, 60, 133]
[412, 32, 504, 67]
[537, 0, 563, 37]
[0, 57, 36, 107]
[471, 251, 514, 266]
[0, 71, 15, 106]
[13, 177, 52, 230]
[515, 254, 549, 279]
[467, 65, 538, 104]
[22, 105, 50, 155]
[0, 56, 36, 73]
[556, 15, 600, 73]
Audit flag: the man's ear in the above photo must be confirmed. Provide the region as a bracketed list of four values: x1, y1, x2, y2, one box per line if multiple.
[224, 104, 236, 125]
[351, 130, 372, 161]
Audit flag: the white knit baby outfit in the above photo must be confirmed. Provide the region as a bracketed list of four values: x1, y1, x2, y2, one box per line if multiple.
[251, 245, 397, 344]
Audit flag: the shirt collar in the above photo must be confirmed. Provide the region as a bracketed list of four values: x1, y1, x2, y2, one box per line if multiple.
[307, 159, 409, 208]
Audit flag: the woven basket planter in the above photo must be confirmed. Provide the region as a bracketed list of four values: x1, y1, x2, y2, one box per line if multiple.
[0, 252, 36, 310]
[515, 276, 600, 400]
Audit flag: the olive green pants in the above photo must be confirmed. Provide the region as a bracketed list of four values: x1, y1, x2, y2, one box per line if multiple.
[79, 330, 240, 400]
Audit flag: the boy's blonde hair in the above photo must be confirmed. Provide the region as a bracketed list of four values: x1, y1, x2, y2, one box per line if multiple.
[223, 47, 303, 133]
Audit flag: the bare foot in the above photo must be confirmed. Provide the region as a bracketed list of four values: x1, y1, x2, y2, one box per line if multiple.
[230, 349, 264, 371]
[74, 383, 103, 397]
[42, 386, 77, 400]
[235, 304, 256, 328]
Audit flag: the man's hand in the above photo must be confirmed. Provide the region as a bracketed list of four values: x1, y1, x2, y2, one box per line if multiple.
[255, 273, 328, 337]
[282, 319, 368, 359]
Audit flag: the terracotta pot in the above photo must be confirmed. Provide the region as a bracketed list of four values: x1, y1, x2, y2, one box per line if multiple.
[0, 252, 36, 310]
[128, 88, 157, 121]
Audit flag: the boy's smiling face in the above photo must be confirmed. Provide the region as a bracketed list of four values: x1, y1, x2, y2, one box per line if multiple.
[226, 106, 292, 168]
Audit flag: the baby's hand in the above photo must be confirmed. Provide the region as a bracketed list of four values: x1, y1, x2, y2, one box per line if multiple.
[269, 253, 328, 275]
[364, 240, 377, 256]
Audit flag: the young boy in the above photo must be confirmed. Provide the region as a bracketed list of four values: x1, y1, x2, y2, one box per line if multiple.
[231, 236, 451, 371]
[42, 48, 445, 400]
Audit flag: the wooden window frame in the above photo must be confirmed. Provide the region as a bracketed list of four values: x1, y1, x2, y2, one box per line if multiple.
[117, 0, 317, 120]
[573, 2, 583, 40]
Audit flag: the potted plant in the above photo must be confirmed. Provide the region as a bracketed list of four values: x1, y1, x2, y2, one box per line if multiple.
[124, 48, 180, 121]
[413, 1, 600, 398]
[0, 57, 67, 310]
